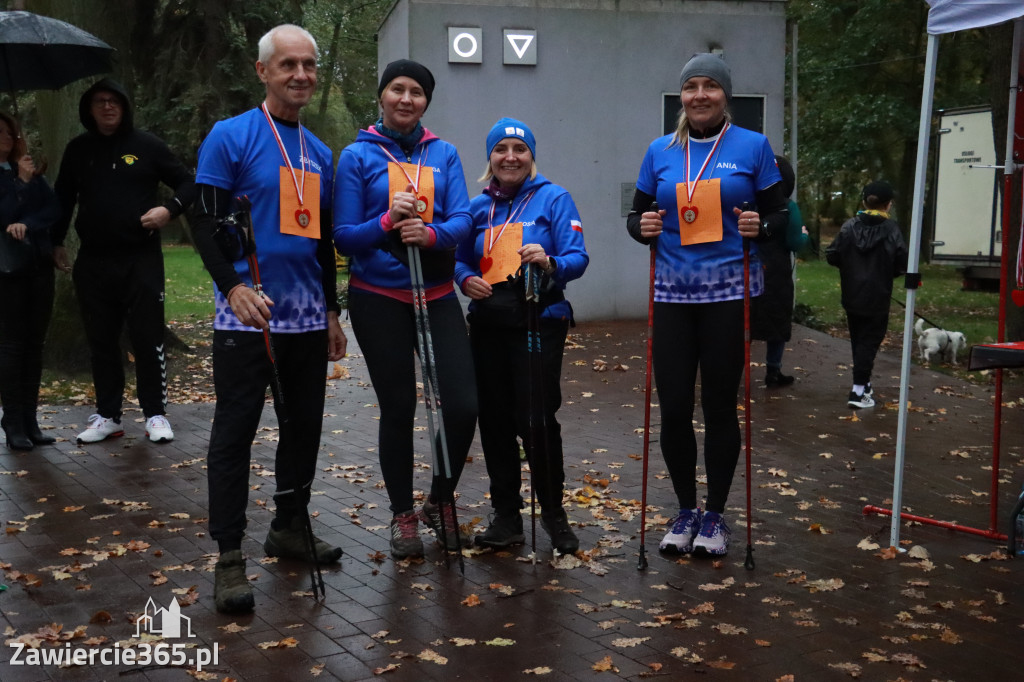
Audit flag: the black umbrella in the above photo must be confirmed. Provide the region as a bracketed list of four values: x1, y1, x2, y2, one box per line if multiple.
[0, 11, 112, 93]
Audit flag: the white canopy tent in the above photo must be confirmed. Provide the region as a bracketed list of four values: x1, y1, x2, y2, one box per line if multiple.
[880, 0, 1024, 548]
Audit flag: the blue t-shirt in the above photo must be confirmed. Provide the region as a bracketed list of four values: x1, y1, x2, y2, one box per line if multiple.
[196, 108, 334, 332]
[636, 124, 781, 303]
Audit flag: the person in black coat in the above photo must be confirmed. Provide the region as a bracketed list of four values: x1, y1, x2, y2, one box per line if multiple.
[0, 111, 60, 450]
[826, 180, 908, 409]
[751, 156, 809, 387]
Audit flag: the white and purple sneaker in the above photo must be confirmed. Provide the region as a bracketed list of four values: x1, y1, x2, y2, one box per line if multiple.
[659, 507, 702, 554]
[692, 510, 731, 556]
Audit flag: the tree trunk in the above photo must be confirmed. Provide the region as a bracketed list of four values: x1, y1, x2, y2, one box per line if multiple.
[319, 20, 343, 118]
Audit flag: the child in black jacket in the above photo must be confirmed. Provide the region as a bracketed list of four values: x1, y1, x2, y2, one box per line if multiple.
[826, 181, 908, 408]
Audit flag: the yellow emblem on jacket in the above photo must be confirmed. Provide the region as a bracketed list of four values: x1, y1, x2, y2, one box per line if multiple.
[121, 154, 138, 166]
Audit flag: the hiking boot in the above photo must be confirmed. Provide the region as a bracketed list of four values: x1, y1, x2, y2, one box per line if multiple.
[390, 510, 424, 559]
[77, 414, 124, 444]
[264, 515, 343, 564]
[847, 390, 875, 409]
[691, 511, 731, 556]
[541, 509, 579, 554]
[420, 499, 469, 551]
[765, 368, 795, 387]
[475, 512, 525, 549]
[145, 415, 174, 443]
[214, 550, 254, 614]
[659, 507, 702, 554]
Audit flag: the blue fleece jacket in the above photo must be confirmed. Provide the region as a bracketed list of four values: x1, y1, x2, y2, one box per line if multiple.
[333, 127, 471, 297]
[455, 173, 588, 321]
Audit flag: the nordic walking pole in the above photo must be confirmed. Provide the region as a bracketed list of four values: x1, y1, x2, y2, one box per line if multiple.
[524, 262, 552, 563]
[408, 244, 465, 573]
[741, 202, 755, 571]
[238, 198, 325, 599]
[638, 201, 658, 571]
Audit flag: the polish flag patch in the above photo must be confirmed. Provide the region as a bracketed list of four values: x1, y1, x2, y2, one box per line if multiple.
[570, 219, 583, 232]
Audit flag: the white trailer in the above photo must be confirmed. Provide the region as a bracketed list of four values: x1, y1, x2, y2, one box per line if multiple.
[931, 106, 1002, 287]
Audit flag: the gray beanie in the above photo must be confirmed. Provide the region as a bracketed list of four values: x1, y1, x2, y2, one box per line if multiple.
[679, 53, 732, 99]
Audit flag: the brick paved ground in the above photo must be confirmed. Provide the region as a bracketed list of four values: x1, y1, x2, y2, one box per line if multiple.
[1, 320, 1022, 681]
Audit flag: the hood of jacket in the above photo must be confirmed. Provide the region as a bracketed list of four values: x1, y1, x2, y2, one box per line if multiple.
[850, 212, 894, 252]
[78, 78, 134, 135]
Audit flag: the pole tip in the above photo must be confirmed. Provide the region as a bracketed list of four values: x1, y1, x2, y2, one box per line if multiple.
[744, 545, 755, 570]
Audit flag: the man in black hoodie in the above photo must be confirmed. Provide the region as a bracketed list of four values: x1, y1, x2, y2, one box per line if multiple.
[826, 180, 908, 409]
[53, 79, 195, 444]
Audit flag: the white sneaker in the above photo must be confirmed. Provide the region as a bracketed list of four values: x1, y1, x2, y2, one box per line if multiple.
[77, 414, 124, 444]
[146, 415, 174, 443]
[659, 507, 702, 554]
[692, 511, 731, 556]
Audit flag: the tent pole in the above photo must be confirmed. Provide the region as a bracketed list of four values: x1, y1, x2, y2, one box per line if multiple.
[888, 32, 940, 551]
[992, 17, 1023, 534]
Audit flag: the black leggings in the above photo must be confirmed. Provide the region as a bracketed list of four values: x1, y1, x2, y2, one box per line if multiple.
[348, 290, 478, 514]
[653, 299, 744, 514]
[0, 267, 54, 414]
[471, 318, 568, 517]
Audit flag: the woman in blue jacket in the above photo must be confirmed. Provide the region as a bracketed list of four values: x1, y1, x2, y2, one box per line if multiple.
[334, 60, 476, 559]
[455, 118, 588, 554]
[0, 112, 60, 451]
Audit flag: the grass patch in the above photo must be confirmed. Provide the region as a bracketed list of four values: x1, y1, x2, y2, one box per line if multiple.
[164, 244, 215, 324]
[794, 260, 1000, 345]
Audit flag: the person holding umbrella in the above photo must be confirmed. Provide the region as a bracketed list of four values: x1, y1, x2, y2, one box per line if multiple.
[333, 59, 476, 559]
[0, 111, 60, 450]
[455, 118, 589, 554]
[191, 24, 346, 614]
[626, 54, 787, 557]
[53, 78, 195, 445]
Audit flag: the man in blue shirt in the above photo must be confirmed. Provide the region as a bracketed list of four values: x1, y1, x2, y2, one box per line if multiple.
[192, 24, 346, 614]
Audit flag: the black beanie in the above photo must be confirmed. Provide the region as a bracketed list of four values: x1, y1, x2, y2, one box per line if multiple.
[378, 59, 435, 108]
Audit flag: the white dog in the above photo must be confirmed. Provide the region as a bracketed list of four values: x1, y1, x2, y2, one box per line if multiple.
[914, 318, 966, 364]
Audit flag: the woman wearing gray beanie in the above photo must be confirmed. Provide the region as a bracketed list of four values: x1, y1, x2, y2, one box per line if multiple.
[625, 53, 789, 557]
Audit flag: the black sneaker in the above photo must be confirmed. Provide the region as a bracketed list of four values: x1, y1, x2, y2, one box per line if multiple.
[541, 509, 579, 554]
[264, 515, 343, 564]
[390, 510, 424, 559]
[420, 500, 469, 551]
[847, 390, 875, 409]
[214, 550, 254, 614]
[475, 512, 525, 548]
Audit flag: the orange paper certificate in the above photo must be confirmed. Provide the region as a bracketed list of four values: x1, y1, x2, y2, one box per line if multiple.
[279, 167, 321, 239]
[480, 221, 523, 285]
[675, 178, 722, 246]
[387, 162, 435, 223]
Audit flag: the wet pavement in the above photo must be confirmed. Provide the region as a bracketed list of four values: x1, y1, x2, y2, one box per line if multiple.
[1, 319, 1022, 681]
